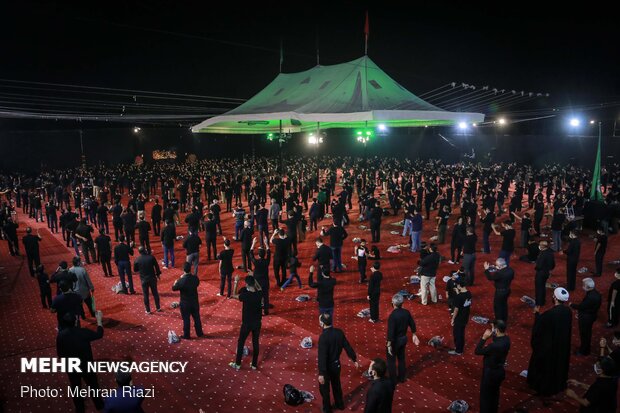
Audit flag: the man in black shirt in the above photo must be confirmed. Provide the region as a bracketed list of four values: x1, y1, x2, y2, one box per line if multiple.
[479, 207, 495, 253]
[22, 227, 42, 277]
[136, 213, 151, 254]
[229, 275, 263, 370]
[492, 220, 515, 266]
[566, 356, 618, 413]
[203, 213, 218, 260]
[56, 309, 105, 413]
[280, 210, 299, 256]
[133, 247, 161, 314]
[364, 358, 394, 413]
[94, 229, 113, 277]
[75, 219, 96, 264]
[462, 227, 477, 285]
[320, 223, 348, 273]
[239, 220, 254, 271]
[51, 280, 83, 328]
[563, 230, 580, 291]
[570, 278, 602, 356]
[270, 229, 289, 287]
[313, 237, 333, 276]
[151, 198, 162, 236]
[369, 201, 382, 243]
[217, 238, 234, 297]
[534, 240, 555, 309]
[593, 227, 607, 277]
[474, 320, 511, 413]
[309, 265, 337, 320]
[114, 235, 135, 294]
[386, 294, 420, 384]
[250, 236, 271, 315]
[184, 206, 201, 234]
[449, 278, 472, 355]
[317, 313, 359, 413]
[183, 230, 202, 276]
[367, 262, 383, 323]
[2, 216, 19, 256]
[161, 220, 176, 269]
[172, 262, 203, 339]
[419, 243, 440, 305]
[484, 258, 514, 323]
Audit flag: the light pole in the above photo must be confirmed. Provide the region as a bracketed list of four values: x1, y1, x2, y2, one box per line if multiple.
[79, 130, 86, 168]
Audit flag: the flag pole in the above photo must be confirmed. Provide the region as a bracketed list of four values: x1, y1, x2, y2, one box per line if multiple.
[364, 11, 369, 55]
[279, 38, 283, 73]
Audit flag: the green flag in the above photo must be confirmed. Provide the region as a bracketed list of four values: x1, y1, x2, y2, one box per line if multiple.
[589, 127, 604, 201]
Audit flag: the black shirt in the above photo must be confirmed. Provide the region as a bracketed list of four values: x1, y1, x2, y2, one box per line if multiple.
[133, 253, 161, 281]
[485, 267, 514, 290]
[462, 233, 478, 254]
[474, 335, 511, 370]
[161, 225, 176, 247]
[250, 250, 271, 281]
[172, 273, 200, 303]
[51, 292, 84, 325]
[387, 308, 416, 343]
[364, 377, 395, 413]
[238, 287, 263, 326]
[183, 233, 202, 254]
[322, 226, 348, 248]
[581, 376, 618, 413]
[114, 243, 134, 263]
[368, 271, 383, 297]
[95, 234, 112, 256]
[308, 271, 336, 308]
[272, 237, 290, 259]
[419, 251, 440, 277]
[57, 325, 104, 366]
[22, 234, 41, 255]
[500, 229, 515, 252]
[136, 220, 151, 239]
[217, 249, 234, 273]
[482, 212, 495, 233]
[453, 290, 472, 325]
[151, 204, 162, 221]
[318, 327, 356, 375]
[313, 244, 333, 268]
[204, 220, 217, 239]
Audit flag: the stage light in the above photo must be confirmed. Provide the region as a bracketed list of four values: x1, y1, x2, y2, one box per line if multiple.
[267, 133, 274, 141]
[458, 122, 468, 130]
[590, 120, 595, 124]
[308, 134, 317, 144]
[472, 123, 477, 127]
[569, 118, 580, 127]
[498, 118, 506, 125]
[133, 127, 141, 133]
[378, 123, 387, 132]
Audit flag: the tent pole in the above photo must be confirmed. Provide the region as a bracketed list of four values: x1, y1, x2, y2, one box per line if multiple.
[316, 122, 320, 183]
[279, 120, 284, 175]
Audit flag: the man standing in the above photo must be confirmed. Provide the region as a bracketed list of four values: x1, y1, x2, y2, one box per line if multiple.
[364, 358, 395, 413]
[321, 223, 348, 273]
[22, 227, 42, 277]
[133, 246, 162, 314]
[419, 244, 440, 305]
[229, 275, 263, 371]
[369, 201, 382, 243]
[479, 207, 495, 254]
[239, 220, 254, 271]
[527, 287, 572, 398]
[317, 313, 359, 413]
[172, 262, 203, 339]
[569, 278, 602, 356]
[449, 278, 472, 356]
[69, 257, 96, 318]
[491, 220, 515, 266]
[474, 320, 511, 413]
[563, 230, 581, 291]
[484, 258, 514, 324]
[462, 226, 477, 285]
[94, 229, 112, 277]
[151, 198, 162, 236]
[75, 219, 96, 264]
[367, 262, 383, 323]
[386, 294, 420, 384]
[534, 240, 555, 310]
[56, 310, 105, 413]
[2, 216, 19, 256]
[593, 227, 607, 277]
[250, 236, 271, 315]
[313, 237, 333, 276]
[161, 220, 176, 269]
[136, 212, 151, 254]
[203, 213, 218, 260]
[270, 229, 289, 287]
[113, 235, 135, 294]
[216, 238, 234, 298]
[183, 230, 202, 276]
[309, 265, 337, 320]
[409, 208, 423, 253]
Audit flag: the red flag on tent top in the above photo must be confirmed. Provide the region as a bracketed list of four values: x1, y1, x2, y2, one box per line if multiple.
[364, 11, 369, 55]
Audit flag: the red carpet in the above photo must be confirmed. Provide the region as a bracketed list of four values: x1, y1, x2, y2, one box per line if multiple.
[0, 184, 618, 413]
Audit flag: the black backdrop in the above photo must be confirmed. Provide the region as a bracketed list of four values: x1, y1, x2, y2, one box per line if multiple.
[1, 125, 618, 173]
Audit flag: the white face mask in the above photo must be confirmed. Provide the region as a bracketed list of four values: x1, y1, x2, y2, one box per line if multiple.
[594, 362, 602, 375]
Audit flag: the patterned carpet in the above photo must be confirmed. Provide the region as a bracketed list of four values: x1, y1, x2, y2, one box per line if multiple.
[0, 187, 618, 413]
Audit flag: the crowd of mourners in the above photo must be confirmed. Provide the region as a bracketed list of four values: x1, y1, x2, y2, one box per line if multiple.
[1, 155, 619, 413]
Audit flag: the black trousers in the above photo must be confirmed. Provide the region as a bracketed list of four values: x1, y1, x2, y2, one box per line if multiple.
[82, 294, 95, 317]
[578, 315, 595, 355]
[273, 258, 287, 286]
[206, 237, 217, 260]
[595, 251, 605, 276]
[257, 278, 270, 315]
[26, 253, 40, 277]
[152, 219, 161, 236]
[370, 223, 380, 242]
[7, 237, 19, 256]
[369, 294, 380, 321]
[450, 242, 462, 262]
[387, 336, 408, 384]
[67, 372, 104, 413]
[320, 365, 344, 412]
[141, 278, 160, 312]
[241, 248, 252, 271]
[566, 258, 578, 291]
[480, 367, 505, 413]
[82, 241, 96, 264]
[453, 323, 466, 354]
[534, 272, 548, 306]
[220, 272, 232, 297]
[39, 285, 52, 308]
[180, 301, 203, 338]
[493, 289, 510, 324]
[358, 258, 367, 282]
[139, 236, 151, 254]
[99, 253, 112, 276]
[235, 322, 260, 366]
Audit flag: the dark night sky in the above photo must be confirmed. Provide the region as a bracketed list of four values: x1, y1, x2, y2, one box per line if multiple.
[0, 1, 617, 122]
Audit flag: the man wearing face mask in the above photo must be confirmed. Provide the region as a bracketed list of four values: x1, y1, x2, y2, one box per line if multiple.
[386, 294, 420, 384]
[449, 278, 472, 356]
[569, 278, 602, 356]
[534, 240, 555, 311]
[484, 258, 514, 324]
[317, 313, 359, 413]
[474, 319, 510, 413]
[566, 356, 618, 413]
[364, 358, 394, 413]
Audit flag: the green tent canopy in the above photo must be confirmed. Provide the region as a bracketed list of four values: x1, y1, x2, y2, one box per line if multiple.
[192, 56, 484, 134]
